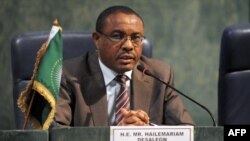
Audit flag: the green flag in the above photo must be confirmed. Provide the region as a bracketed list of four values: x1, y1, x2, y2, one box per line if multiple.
[18, 20, 63, 130]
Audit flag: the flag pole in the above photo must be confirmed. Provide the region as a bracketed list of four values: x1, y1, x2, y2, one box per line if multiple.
[22, 90, 36, 129]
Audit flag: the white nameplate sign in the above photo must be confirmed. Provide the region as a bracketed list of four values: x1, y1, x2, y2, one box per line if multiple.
[110, 126, 194, 141]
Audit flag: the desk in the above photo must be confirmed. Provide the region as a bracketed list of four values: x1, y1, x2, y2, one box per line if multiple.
[0, 129, 48, 141]
[195, 126, 223, 141]
[50, 126, 223, 141]
[0, 126, 223, 141]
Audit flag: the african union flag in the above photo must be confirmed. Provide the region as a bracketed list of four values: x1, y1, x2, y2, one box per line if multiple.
[18, 19, 63, 130]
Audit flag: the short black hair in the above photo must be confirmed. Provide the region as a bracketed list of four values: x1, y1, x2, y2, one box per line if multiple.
[95, 5, 144, 32]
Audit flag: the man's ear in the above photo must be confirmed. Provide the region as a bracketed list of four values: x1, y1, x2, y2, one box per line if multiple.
[92, 32, 101, 50]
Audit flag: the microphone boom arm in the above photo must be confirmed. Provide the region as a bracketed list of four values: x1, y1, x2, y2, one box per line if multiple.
[137, 65, 217, 126]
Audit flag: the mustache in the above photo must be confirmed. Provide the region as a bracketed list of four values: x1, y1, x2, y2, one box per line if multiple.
[117, 52, 136, 59]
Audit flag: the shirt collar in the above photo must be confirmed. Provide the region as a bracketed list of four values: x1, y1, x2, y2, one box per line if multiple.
[98, 58, 132, 86]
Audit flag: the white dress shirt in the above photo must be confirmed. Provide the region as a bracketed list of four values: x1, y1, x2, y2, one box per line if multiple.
[98, 59, 132, 125]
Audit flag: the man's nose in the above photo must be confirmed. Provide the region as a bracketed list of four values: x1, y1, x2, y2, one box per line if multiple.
[121, 36, 134, 50]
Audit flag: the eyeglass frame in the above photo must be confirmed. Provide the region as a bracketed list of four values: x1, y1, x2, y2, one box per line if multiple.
[97, 31, 146, 47]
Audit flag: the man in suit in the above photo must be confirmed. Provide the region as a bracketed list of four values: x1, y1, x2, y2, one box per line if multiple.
[54, 5, 194, 126]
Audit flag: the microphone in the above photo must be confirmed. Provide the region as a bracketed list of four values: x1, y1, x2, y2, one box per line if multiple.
[137, 65, 217, 126]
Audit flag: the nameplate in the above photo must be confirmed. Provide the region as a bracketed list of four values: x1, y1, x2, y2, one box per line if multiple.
[110, 126, 194, 141]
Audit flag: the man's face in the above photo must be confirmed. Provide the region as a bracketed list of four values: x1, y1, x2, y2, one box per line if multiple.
[93, 12, 144, 74]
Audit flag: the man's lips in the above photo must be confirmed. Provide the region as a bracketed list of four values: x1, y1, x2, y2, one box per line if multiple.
[120, 56, 133, 59]
[118, 54, 135, 63]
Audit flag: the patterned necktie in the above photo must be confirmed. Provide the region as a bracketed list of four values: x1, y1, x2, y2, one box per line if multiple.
[115, 74, 130, 125]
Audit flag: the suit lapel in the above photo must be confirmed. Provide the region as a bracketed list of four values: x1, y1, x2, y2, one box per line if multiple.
[81, 53, 154, 126]
[131, 63, 154, 114]
[81, 52, 108, 126]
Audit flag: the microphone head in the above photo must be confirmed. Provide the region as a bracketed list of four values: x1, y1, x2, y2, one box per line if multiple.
[137, 65, 145, 72]
[137, 65, 151, 75]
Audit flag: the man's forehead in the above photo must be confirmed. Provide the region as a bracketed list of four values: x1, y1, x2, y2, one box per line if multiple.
[105, 12, 143, 25]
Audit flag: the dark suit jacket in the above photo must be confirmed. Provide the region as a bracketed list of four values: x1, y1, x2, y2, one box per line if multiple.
[55, 51, 194, 126]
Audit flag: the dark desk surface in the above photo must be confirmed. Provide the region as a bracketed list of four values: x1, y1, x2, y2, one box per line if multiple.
[0, 126, 223, 141]
[0, 129, 48, 141]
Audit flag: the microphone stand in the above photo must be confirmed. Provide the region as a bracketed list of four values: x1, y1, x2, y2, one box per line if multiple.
[137, 65, 217, 126]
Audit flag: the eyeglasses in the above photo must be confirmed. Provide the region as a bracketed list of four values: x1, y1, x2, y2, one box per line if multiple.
[97, 31, 145, 46]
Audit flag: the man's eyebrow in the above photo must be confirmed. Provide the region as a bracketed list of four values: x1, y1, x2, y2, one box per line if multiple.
[131, 32, 141, 35]
[111, 30, 123, 34]
[111, 30, 141, 35]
